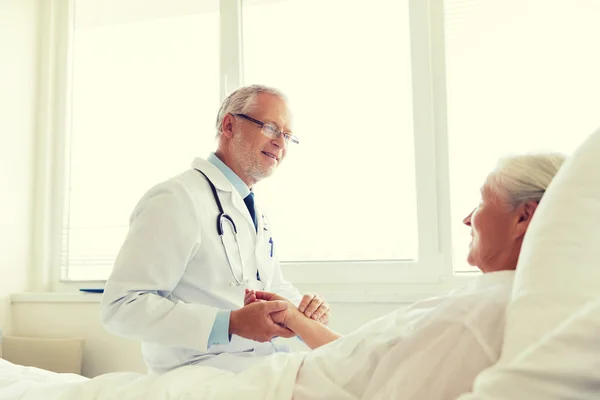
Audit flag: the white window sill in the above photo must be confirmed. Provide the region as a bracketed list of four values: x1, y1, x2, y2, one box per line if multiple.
[11, 291, 439, 304]
[11, 292, 103, 303]
[12, 274, 477, 304]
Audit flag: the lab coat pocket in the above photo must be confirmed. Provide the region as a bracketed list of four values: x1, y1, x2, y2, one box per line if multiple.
[255, 238, 275, 287]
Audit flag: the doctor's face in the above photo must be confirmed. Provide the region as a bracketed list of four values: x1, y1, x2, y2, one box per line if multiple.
[231, 93, 291, 183]
[463, 177, 520, 273]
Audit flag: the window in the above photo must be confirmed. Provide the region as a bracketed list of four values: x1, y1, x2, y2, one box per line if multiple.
[52, 0, 442, 285]
[445, 0, 600, 272]
[62, 1, 220, 280]
[43, 0, 600, 286]
[242, 0, 418, 262]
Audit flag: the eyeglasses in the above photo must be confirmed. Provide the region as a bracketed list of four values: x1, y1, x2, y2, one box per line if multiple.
[233, 113, 300, 146]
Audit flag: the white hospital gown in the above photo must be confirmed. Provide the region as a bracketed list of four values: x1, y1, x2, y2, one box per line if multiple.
[293, 270, 515, 400]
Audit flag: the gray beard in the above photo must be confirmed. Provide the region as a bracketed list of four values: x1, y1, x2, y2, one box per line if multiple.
[231, 130, 274, 182]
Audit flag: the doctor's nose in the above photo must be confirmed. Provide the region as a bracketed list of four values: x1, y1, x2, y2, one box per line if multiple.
[271, 136, 284, 149]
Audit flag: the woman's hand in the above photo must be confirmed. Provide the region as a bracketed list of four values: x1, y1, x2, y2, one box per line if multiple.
[244, 289, 287, 305]
[245, 289, 330, 325]
[298, 293, 330, 326]
[270, 302, 301, 328]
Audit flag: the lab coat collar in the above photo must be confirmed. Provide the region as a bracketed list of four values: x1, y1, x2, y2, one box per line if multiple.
[191, 157, 260, 235]
[207, 153, 251, 198]
[190, 157, 233, 192]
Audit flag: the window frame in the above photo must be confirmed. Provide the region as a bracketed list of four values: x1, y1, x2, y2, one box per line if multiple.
[35, 0, 458, 291]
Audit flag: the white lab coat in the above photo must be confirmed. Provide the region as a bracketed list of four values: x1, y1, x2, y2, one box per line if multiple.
[100, 158, 302, 373]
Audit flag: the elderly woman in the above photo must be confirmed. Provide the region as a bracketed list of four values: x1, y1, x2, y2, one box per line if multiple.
[246, 152, 566, 400]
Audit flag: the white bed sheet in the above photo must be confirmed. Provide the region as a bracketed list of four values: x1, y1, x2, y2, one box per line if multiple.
[0, 358, 89, 400]
[0, 353, 305, 400]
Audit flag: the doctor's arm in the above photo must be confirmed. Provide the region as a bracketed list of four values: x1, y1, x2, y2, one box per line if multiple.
[100, 182, 220, 352]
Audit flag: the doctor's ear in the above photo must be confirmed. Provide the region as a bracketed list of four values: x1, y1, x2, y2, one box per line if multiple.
[221, 114, 236, 139]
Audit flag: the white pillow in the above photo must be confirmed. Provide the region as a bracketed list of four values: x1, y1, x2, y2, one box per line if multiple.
[503, 126, 600, 359]
[460, 298, 600, 399]
[458, 126, 600, 399]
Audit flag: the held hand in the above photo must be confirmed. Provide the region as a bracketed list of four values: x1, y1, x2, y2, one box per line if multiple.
[230, 301, 296, 342]
[245, 291, 298, 332]
[244, 289, 259, 305]
[245, 289, 291, 305]
[270, 302, 299, 327]
[298, 293, 331, 325]
[252, 290, 288, 303]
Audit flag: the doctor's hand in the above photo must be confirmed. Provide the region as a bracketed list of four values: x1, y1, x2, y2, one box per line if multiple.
[298, 293, 330, 326]
[229, 301, 296, 342]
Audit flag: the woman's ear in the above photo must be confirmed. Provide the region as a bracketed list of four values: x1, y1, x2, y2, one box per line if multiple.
[515, 201, 539, 238]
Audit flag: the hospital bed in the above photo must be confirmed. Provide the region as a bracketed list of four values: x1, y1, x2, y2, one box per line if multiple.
[2, 127, 600, 400]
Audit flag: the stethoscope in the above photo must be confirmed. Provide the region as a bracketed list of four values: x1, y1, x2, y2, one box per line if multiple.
[196, 169, 248, 286]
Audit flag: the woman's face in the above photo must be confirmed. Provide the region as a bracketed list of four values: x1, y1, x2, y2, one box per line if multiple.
[463, 177, 526, 272]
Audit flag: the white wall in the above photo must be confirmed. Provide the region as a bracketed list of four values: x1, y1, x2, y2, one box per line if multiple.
[11, 300, 404, 377]
[0, 0, 40, 333]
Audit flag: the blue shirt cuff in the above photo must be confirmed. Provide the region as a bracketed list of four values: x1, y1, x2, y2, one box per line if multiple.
[207, 310, 232, 348]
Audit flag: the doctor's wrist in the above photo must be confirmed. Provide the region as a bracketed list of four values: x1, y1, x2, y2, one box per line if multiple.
[229, 309, 241, 337]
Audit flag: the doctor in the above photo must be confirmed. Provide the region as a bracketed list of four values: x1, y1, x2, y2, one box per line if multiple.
[100, 85, 330, 374]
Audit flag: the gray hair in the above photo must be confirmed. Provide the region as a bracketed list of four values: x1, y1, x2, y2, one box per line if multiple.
[215, 84, 287, 137]
[489, 152, 567, 208]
